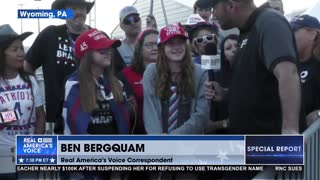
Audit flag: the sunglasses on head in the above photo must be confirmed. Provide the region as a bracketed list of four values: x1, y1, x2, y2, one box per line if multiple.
[123, 15, 140, 25]
[194, 34, 216, 44]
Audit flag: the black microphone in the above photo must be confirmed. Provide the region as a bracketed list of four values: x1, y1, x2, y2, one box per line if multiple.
[204, 43, 218, 81]
[201, 43, 220, 121]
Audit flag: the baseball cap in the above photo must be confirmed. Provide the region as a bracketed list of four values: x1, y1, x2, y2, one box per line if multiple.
[75, 29, 121, 60]
[290, 15, 320, 31]
[185, 14, 206, 25]
[51, 0, 95, 14]
[158, 24, 188, 44]
[195, 0, 213, 9]
[183, 14, 219, 41]
[211, 0, 225, 7]
[119, 6, 139, 23]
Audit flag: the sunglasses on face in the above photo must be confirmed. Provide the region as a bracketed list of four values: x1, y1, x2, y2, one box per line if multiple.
[194, 34, 216, 44]
[123, 15, 141, 25]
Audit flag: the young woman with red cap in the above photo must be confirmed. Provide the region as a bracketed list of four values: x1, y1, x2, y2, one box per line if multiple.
[62, 28, 133, 179]
[63, 29, 131, 135]
[142, 22, 207, 180]
[143, 24, 209, 135]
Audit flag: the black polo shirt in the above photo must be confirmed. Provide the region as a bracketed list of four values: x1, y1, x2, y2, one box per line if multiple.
[299, 59, 320, 116]
[228, 6, 298, 134]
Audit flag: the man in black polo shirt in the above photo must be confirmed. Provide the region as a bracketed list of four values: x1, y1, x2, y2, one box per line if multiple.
[205, 0, 301, 134]
[291, 15, 320, 128]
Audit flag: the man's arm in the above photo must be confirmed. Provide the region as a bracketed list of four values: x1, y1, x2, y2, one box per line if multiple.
[34, 106, 46, 134]
[273, 61, 301, 134]
[24, 26, 56, 74]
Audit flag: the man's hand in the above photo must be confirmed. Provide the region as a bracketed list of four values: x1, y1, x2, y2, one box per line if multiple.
[146, 15, 157, 29]
[306, 110, 320, 127]
[204, 81, 226, 102]
[282, 128, 299, 134]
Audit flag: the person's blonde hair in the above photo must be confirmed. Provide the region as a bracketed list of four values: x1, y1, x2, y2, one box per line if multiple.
[79, 50, 123, 113]
[155, 41, 195, 100]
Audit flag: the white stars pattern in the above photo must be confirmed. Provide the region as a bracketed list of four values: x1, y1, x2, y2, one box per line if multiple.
[216, 151, 229, 164]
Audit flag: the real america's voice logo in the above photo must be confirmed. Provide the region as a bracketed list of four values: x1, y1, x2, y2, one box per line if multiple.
[18, 9, 73, 19]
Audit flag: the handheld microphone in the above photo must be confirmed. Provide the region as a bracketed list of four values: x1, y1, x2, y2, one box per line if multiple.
[202, 43, 219, 81]
[201, 43, 220, 121]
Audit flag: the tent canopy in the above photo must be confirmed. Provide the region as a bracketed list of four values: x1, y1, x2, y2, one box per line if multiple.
[304, 1, 320, 19]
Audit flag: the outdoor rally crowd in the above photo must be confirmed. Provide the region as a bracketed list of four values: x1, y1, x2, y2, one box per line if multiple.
[0, 0, 320, 179]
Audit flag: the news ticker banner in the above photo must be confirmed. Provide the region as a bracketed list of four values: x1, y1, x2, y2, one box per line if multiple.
[16, 135, 303, 167]
[18, 9, 73, 19]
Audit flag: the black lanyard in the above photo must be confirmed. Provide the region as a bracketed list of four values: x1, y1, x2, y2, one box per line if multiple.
[67, 29, 76, 61]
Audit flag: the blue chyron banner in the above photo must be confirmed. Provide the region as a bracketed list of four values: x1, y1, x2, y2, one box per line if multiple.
[15, 135, 303, 166]
[16, 136, 58, 165]
[246, 136, 304, 165]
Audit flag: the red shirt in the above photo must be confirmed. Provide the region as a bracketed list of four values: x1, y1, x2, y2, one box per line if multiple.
[121, 67, 145, 134]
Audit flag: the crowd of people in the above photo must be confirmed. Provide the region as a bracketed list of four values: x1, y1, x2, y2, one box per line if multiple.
[0, 0, 320, 179]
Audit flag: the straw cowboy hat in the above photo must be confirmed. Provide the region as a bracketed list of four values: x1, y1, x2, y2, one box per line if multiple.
[0, 24, 33, 46]
[51, 0, 95, 14]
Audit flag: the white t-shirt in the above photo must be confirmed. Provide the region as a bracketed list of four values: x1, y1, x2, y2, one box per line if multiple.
[0, 74, 44, 149]
[117, 42, 134, 66]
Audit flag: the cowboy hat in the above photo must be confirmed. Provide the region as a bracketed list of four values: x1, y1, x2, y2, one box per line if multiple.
[51, 0, 95, 14]
[0, 24, 33, 45]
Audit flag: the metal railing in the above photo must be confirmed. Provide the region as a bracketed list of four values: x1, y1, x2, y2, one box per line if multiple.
[253, 119, 320, 180]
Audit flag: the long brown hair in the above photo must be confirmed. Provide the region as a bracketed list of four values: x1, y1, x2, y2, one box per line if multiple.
[155, 40, 195, 100]
[131, 29, 159, 74]
[79, 50, 123, 113]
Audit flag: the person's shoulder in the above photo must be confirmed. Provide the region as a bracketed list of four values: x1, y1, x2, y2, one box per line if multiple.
[193, 64, 207, 76]
[118, 40, 125, 47]
[35, 25, 65, 39]
[256, 9, 288, 26]
[145, 63, 156, 71]
[193, 64, 207, 84]
[41, 24, 63, 33]
[312, 60, 320, 70]
[66, 70, 79, 83]
[65, 72, 79, 95]
[143, 63, 156, 79]
[121, 66, 133, 74]
[27, 74, 38, 84]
